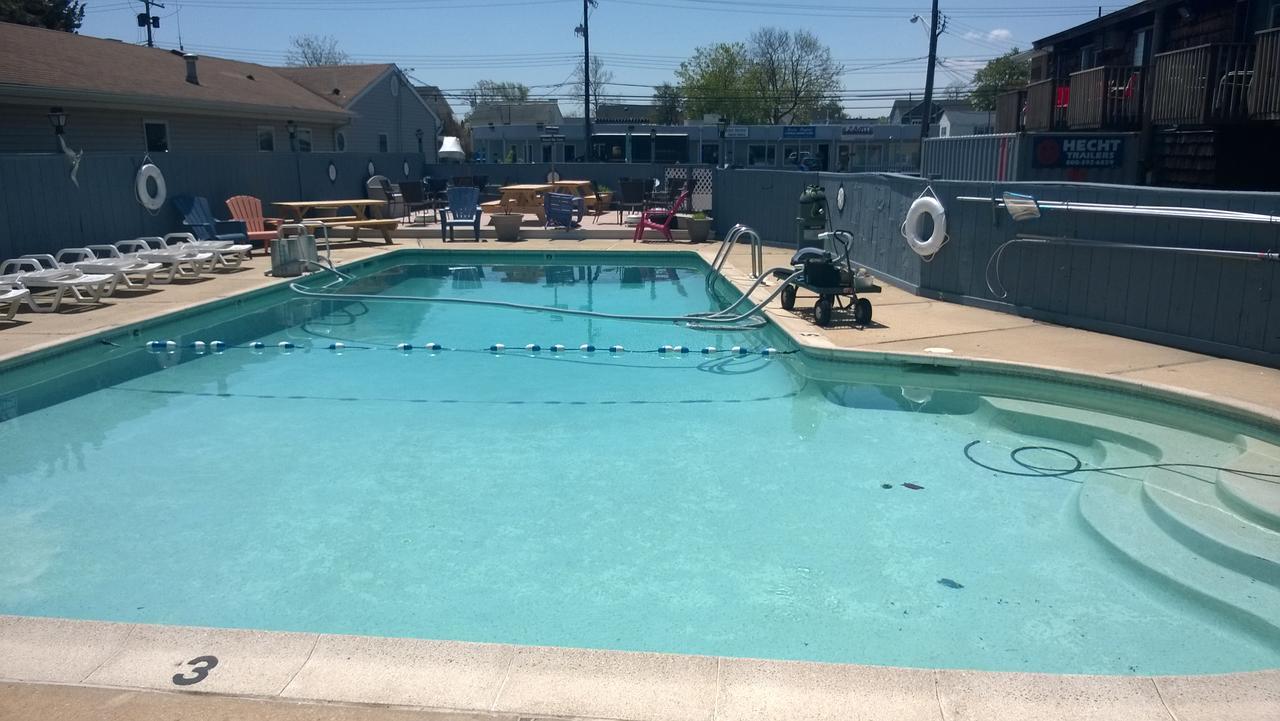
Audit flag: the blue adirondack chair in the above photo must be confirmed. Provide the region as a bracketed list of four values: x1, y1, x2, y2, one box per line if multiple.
[441, 186, 482, 242]
[172, 195, 249, 245]
[543, 192, 583, 230]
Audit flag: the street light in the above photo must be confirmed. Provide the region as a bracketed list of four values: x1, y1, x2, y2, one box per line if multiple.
[286, 120, 296, 152]
[626, 125, 634, 163]
[649, 127, 657, 162]
[415, 128, 424, 155]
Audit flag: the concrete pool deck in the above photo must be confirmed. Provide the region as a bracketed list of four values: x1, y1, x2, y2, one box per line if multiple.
[1, 235, 1278, 721]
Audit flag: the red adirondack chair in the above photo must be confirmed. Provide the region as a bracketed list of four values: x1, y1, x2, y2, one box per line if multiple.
[632, 189, 690, 243]
[225, 195, 283, 252]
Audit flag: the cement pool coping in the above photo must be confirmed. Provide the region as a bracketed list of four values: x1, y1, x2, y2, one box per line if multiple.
[2, 615, 1278, 721]
[1, 237, 1279, 720]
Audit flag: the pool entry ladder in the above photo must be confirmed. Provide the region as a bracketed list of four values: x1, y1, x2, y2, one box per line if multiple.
[711, 224, 764, 282]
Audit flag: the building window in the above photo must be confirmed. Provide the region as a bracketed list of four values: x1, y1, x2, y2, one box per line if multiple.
[257, 126, 275, 152]
[378, 133, 389, 153]
[335, 130, 347, 152]
[1133, 28, 1151, 66]
[143, 120, 169, 152]
[747, 144, 775, 166]
[296, 128, 313, 152]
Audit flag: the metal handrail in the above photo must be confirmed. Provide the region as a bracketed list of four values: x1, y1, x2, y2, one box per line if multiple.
[709, 223, 764, 283]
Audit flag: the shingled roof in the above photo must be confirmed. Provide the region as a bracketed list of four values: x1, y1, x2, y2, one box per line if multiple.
[275, 64, 395, 108]
[0, 23, 349, 121]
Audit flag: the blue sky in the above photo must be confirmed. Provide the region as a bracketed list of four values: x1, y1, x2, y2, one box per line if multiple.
[81, 0, 1131, 117]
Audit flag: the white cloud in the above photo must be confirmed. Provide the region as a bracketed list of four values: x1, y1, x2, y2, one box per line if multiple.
[962, 28, 1015, 44]
[988, 28, 1013, 42]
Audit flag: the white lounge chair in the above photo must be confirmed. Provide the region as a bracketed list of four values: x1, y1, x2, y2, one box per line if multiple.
[161, 232, 252, 269]
[108, 240, 215, 282]
[1, 284, 31, 320]
[24, 251, 162, 291]
[0, 258, 115, 310]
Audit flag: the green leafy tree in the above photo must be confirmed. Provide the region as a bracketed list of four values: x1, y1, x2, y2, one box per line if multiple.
[675, 42, 762, 123]
[745, 27, 843, 124]
[461, 80, 530, 107]
[969, 49, 1029, 111]
[652, 82, 683, 124]
[0, 0, 85, 31]
[674, 29, 843, 124]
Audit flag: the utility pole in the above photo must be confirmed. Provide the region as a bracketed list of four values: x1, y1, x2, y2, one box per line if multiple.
[137, 0, 165, 48]
[917, 0, 944, 171]
[578, 0, 595, 161]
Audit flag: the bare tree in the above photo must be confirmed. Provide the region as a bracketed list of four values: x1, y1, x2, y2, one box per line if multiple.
[284, 34, 350, 67]
[571, 55, 615, 115]
[944, 81, 969, 100]
[745, 28, 843, 124]
[462, 80, 530, 109]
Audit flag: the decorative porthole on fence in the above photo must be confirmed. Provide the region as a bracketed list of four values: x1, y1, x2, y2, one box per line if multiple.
[327, 162, 337, 183]
[367, 160, 376, 177]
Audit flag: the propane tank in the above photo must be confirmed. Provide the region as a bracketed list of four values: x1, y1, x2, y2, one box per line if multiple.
[796, 184, 828, 250]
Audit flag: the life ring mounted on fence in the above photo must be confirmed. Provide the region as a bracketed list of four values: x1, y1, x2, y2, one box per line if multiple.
[136, 162, 167, 212]
[901, 193, 947, 257]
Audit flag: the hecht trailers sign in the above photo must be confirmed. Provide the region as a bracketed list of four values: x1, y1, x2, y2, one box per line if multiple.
[1033, 136, 1124, 168]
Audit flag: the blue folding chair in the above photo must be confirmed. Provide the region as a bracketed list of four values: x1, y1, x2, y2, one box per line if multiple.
[440, 186, 482, 242]
[543, 192, 584, 230]
[172, 195, 249, 244]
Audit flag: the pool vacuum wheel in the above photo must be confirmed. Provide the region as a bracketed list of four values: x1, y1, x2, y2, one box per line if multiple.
[814, 295, 833, 326]
[854, 297, 873, 325]
[781, 284, 797, 311]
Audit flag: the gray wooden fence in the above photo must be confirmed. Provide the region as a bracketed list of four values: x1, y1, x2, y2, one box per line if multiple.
[713, 168, 1280, 367]
[0, 151, 429, 259]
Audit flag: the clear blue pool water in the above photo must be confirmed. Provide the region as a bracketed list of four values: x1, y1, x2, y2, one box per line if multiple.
[1, 250, 1278, 675]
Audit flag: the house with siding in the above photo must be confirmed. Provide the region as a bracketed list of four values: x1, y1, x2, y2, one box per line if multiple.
[277, 65, 439, 157]
[0, 23, 438, 159]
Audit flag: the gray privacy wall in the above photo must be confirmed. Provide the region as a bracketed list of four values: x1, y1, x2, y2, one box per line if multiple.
[713, 168, 1280, 367]
[0, 151, 427, 258]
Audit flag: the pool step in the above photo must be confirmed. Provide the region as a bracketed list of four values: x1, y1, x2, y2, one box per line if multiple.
[1078, 474, 1280, 634]
[1141, 471, 1280, 589]
[1216, 439, 1280, 531]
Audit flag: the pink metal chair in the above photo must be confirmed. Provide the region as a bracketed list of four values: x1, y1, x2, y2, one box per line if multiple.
[632, 190, 690, 243]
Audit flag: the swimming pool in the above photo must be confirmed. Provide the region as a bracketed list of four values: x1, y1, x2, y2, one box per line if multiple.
[1, 249, 1277, 676]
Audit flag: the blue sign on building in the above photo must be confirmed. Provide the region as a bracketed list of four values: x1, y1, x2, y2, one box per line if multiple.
[782, 126, 817, 139]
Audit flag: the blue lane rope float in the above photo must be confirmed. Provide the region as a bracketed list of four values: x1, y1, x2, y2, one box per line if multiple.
[142, 340, 801, 358]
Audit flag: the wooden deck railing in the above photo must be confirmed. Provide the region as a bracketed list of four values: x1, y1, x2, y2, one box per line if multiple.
[1024, 79, 1063, 130]
[1250, 27, 1280, 119]
[1066, 65, 1143, 129]
[995, 90, 1025, 132]
[1150, 43, 1253, 124]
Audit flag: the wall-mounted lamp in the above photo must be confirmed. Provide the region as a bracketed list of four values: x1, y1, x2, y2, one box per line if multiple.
[48, 107, 67, 135]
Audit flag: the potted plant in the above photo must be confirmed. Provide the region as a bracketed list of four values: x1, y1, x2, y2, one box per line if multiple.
[491, 198, 523, 242]
[685, 211, 712, 244]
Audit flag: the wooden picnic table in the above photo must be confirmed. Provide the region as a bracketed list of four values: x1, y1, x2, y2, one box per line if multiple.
[480, 184, 553, 223]
[273, 199, 397, 244]
[551, 180, 611, 211]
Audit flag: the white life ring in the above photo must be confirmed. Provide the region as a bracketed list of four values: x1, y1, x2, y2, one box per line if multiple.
[902, 196, 947, 256]
[136, 163, 167, 211]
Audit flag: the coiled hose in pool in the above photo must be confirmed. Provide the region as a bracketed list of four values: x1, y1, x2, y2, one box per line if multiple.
[289, 266, 803, 331]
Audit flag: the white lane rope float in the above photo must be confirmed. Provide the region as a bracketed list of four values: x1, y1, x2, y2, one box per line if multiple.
[144, 339, 790, 357]
[901, 186, 948, 260]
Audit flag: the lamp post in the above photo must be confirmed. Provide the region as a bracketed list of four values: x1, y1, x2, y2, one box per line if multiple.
[626, 125, 633, 163]
[415, 128, 424, 155]
[716, 116, 729, 166]
[649, 128, 657, 163]
[47, 107, 67, 152]
[286, 120, 297, 152]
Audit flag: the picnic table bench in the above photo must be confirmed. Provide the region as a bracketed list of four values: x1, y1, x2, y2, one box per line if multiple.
[273, 200, 398, 244]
